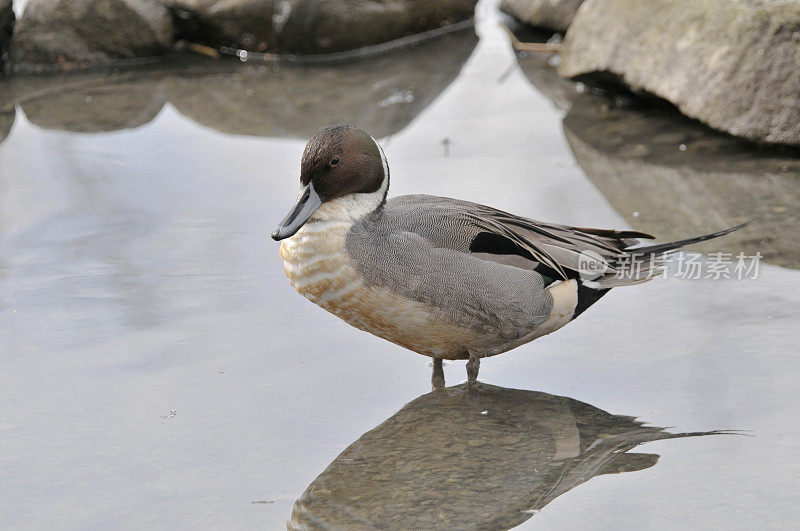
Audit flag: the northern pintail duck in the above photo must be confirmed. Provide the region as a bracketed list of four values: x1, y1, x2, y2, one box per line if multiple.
[272, 125, 743, 389]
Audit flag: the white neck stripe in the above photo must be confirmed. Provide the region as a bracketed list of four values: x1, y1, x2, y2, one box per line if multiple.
[370, 134, 390, 203]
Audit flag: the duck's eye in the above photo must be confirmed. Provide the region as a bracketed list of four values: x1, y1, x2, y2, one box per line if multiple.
[330, 156, 340, 167]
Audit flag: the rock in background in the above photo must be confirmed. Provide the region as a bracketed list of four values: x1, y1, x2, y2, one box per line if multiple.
[168, 0, 478, 54]
[559, 0, 800, 146]
[500, 0, 583, 32]
[0, 0, 13, 74]
[11, 0, 175, 72]
[505, 34, 800, 269]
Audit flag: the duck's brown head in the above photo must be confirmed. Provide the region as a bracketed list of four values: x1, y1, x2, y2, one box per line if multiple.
[271, 125, 388, 241]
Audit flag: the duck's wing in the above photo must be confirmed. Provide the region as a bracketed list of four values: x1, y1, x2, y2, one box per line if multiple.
[380, 195, 650, 287]
[382, 194, 745, 288]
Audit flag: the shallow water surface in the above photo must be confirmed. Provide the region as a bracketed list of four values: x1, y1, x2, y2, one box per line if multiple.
[1, 3, 799, 529]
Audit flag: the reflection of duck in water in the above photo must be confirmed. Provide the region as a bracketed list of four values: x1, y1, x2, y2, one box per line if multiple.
[289, 384, 725, 529]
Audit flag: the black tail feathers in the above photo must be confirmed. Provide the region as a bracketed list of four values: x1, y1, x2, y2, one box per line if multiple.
[624, 221, 749, 256]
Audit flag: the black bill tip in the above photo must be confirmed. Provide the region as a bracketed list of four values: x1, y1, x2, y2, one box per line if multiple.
[270, 182, 324, 242]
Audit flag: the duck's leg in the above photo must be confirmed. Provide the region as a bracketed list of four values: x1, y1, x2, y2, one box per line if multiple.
[466, 352, 480, 391]
[432, 358, 445, 390]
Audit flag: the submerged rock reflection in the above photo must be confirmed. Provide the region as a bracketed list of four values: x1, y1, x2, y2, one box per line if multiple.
[289, 383, 720, 529]
[0, 27, 477, 141]
[0, 107, 12, 144]
[509, 39, 800, 270]
[169, 27, 477, 139]
[562, 97, 800, 269]
[21, 76, 169, 133]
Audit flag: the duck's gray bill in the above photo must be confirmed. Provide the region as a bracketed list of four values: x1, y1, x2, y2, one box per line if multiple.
[271, 182, 323, 241]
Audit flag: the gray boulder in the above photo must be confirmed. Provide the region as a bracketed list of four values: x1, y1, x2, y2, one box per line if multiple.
[168, 0, 478, 54]
[559, 0, 800, 146]
[0, 0, 13, 73]
[500, 0, 584, 32]
[11, 0, 175, 72]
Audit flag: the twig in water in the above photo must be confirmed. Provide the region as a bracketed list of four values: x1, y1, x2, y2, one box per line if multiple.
[183, 41, 221, 59]
[499, 23, 562, 53]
